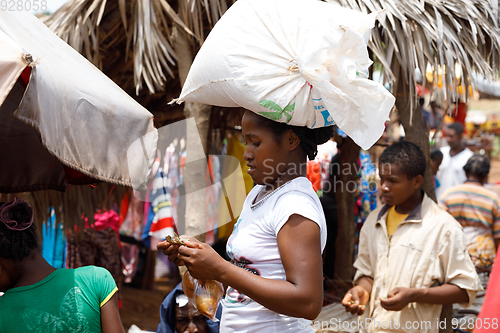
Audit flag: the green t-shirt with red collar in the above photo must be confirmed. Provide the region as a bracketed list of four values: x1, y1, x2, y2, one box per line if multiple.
[0, 265, 117, 333]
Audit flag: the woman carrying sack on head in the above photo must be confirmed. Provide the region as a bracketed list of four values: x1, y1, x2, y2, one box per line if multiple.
[158, 0, 395, 331]
[160, 111, 332, 331]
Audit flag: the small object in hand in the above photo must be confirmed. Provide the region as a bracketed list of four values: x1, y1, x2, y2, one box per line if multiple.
[166, 233, 188, 246]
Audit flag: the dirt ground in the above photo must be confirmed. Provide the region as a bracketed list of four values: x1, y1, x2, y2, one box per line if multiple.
[119, 278, 178, 332]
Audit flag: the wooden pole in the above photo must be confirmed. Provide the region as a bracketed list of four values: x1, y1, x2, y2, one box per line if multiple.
[395, 70, 436, 202]
[333, 136, 360, 281]
[171, 25, 212, 240]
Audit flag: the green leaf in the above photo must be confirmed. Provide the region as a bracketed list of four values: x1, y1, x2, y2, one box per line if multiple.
[283, 102, 295, 113]
[259, 100, 283, 112]
[258, 111, 284, 121]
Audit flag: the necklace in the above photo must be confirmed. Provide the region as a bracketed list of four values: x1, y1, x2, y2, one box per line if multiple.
[250, 179, 295, 210]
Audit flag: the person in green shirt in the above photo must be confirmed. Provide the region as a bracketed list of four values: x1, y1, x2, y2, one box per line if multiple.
[0, 198, 125, 333]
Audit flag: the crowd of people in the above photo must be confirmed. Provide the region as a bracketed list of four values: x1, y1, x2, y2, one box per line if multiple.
[1, 114, 500, 332]
[2, 1, 499, 331]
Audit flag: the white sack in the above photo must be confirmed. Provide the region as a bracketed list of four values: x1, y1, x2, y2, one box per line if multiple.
[0, 12, 157, 187]
[176, 0, 395, 150]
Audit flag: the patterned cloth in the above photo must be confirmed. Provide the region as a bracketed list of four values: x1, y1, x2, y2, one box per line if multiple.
[440, 182, 500, 269]
[66, 228, 122, 300]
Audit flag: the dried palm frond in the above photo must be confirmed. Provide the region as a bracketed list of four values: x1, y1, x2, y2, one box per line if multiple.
[47, 0, 500, 112]
[45, 0, 234, 95]
[328, 0, 500, 112]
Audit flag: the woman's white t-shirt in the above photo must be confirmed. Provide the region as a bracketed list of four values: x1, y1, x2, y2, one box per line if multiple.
[221, 177, 327, 332]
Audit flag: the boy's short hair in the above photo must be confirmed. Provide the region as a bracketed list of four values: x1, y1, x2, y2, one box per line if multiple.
[379, 141, 426, 179]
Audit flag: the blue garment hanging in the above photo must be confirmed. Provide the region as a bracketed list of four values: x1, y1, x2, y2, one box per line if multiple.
[42, 207, 67, 268]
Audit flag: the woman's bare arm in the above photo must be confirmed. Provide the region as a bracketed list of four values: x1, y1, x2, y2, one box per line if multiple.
[172, 214, 324, 320]
[101, 293, 125, 333]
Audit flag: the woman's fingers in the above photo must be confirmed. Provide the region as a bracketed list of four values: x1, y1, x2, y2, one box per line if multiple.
[156, 240, 170, 251]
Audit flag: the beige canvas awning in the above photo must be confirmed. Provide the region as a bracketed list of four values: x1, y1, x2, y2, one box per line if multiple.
[0, 29, 27, 106]
[0, 12, 157, 192]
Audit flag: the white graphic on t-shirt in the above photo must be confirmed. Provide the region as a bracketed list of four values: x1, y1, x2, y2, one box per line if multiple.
[22, 287, 90, 332]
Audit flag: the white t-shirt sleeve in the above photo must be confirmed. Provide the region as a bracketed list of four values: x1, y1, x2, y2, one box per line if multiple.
[270, 191, 326, 250]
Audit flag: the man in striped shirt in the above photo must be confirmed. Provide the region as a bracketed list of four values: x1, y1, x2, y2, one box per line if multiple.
[440, 154, 500, 271]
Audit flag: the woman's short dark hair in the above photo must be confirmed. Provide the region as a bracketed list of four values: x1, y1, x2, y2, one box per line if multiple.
[379, 141, 426, 179]
[253, 113, 334, 160]
[463, 154, 490, 178]
[0, 200, 39, 261]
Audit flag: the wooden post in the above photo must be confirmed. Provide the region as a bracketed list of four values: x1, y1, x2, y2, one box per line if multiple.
[334, 136, 360, 281]
[395, 72, 436, 202]
[171, 25, 212, 240]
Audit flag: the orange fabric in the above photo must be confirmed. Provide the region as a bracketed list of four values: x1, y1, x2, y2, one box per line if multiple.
[307, 161, 321, 192]
[119, 192, 130, 225]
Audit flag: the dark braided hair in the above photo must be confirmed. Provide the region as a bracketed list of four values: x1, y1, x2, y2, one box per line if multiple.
[0, 201, 39, 261]
[464, 154, 490, 178]
[379, 141, 426, 179]
[253, 114, 334, 160]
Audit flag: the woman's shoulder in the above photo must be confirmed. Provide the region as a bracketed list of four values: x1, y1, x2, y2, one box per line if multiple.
[74, 265, 113, 279]
[277, 177, 319, 202]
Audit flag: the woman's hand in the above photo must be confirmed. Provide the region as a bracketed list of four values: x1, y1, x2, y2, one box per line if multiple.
[177, 238, 229, 281]
[157, 239, 184, 266]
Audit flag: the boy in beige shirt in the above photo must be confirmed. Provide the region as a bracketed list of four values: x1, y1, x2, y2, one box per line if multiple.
[342, 141, 482, 333]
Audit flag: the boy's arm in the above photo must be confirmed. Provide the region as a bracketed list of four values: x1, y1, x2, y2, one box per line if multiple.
[380, 284, 468, 311]
[343, 219, 375, 315]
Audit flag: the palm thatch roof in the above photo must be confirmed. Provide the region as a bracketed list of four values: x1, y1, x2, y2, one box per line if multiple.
[45, 0, 235, 124]
[329, 0, 500, 109]
[46, 0, 500, 112]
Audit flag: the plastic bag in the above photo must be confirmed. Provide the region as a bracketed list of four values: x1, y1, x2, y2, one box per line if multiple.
[174, 0, 395, 150]
[181, 270, 224, 320]
[166, 234, 224, 320]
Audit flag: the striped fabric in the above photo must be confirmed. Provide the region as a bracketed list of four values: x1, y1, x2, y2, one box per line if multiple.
[439, 183, 500, 238]
[440, 182, 500, 268]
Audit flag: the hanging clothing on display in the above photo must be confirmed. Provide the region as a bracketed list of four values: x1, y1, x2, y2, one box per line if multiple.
[119, 195, 144, 284]
[148, 167, 176, 249]
[42, 207, 66, 269]
[205, 155, 222, 245]
[66, 209, 123, 306]
[217, 134, 254, 241]
[119, 194, 144, 241]
[356, 151, 378, 223]
[306, 161, 321, 193]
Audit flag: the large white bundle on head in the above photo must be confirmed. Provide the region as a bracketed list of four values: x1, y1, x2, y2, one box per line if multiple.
[176, 0, 395, 150]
